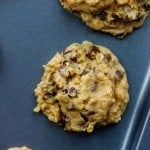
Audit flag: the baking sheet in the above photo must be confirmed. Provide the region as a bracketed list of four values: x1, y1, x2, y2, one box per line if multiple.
[0, 0, 150, 150]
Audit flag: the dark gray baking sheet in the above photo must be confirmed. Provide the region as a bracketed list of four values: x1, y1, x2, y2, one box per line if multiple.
[0, 0, 150, 150]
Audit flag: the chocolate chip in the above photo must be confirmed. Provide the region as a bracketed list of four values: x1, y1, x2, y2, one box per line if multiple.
[52, 91, 57, 96]
[45, 92, 52, 97]
[99, 11, 107, 20]
[86, 53, 93, 60]
[79, 121, 87, 126]
[43, 92, 52, 100]
[58, 65, 69, 77]
[81, 113, 88, 122]
[144, 2, 150, 10]
[68, 71, 76, 80]
[103, 54, 112, 63]
[68, 87, 77, 97]
[90, 45, 100, 53]
[51, 81, 55, 86]
[56, 84, 60, 90]
[70, 57, 77, 62]
[86, 45, 100, 60]
[63, 50, 72, 55]
[62, 88, 68, 94]
[82, 68, 89, 75]
[112, 13, 121, 22]
[72, 10, 81, 16]
[44, 91, 57, 100]
[115, 70, 123, 79]
[63, 60, 68, 65]
[90, 82, 97, 91]
[104, 72, 108, 76]
[54, 99, 59, 103]
[87, 111, 95, 115]
[136, 13, 145, 22]
[58, 112, 66, 126]
[83, 99, 89, 104]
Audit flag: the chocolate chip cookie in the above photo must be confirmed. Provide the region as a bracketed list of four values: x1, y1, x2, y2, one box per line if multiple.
[34, 41, 129, 133]
[60, 0, 150, 38]
[8, 146, 32, 150]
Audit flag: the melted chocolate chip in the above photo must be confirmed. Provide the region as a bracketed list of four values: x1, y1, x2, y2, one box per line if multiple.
[103, 54, 112, 63]
[68, 87, 77, 97]
[86, 45, 100, 60]
[115, 70, 123, 79]
[99, 11, 107, 20]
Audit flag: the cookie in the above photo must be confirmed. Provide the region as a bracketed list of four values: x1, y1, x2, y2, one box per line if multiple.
[60, 0, 114, 13]
[34, 41, 129, 133]
[60, 0, 150, 37]
[8, 146, 32, 150]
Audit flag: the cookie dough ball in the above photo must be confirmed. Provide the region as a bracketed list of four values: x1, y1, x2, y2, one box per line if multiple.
[60, 0, 150, 38]
[8, 146, 32, 150]
[34, 41, 129, 133]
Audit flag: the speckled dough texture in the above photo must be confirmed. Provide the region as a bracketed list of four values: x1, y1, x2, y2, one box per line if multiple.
[60, 0, 150, 38]
[8, 146, 32, 150]
[34, 41, 129, 133]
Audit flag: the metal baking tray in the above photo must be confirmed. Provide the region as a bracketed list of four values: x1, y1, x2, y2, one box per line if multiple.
[0, 0, 150, 150]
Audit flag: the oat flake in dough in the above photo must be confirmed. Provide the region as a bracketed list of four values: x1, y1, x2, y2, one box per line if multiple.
[34, 41, 129, 133]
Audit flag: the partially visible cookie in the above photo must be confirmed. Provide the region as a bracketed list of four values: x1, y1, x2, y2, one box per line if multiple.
[60, 0, 150, 37]
[8, 146, 32, 150]
[34, 41, 129, 133]
[60, 0, 114, 13]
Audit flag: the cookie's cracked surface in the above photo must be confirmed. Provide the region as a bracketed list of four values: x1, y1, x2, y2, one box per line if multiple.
[34, 41, 129, 133]
[60, 0, 150, 37]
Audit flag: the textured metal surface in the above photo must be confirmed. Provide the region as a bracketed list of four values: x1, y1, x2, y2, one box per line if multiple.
[0, 0, 150, 150]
